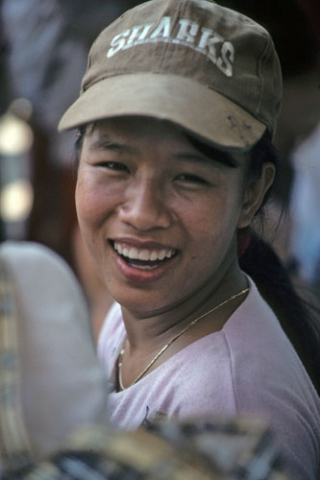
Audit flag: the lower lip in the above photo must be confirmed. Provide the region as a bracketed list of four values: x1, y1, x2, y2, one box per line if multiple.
[112, 248, 178, 284]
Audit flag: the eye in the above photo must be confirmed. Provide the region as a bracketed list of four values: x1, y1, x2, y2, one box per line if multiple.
[97, 161, 129, 172]
[176, 173, 209, 185]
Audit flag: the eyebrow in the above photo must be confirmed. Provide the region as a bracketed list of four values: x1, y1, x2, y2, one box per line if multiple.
[88, 136, 138, 154]
[173, 149, 239, 169]
[172, 151, 222, 166]
[185, 135, 240, 168]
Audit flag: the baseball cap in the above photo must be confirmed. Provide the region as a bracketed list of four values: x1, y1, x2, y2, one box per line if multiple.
[58, 0, 282, 150]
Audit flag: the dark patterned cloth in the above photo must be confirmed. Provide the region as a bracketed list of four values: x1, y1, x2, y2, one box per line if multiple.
[1, 420, 289, 480]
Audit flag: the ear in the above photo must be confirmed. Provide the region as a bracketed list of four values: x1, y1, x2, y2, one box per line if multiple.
[237, 162, 276, 229]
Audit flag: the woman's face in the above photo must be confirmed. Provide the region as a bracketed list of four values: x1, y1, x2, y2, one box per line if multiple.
[76, 117, 261, 316]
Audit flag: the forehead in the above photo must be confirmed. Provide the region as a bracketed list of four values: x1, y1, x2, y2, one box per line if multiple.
[82, 116, 248, 168]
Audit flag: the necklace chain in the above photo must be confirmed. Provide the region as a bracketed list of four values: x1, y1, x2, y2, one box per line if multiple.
[117, 287, 249, 391]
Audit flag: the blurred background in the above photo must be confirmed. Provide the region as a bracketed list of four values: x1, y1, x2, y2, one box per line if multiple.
[0, 0, 319, 332]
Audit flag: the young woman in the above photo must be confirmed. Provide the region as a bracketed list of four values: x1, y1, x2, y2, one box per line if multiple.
[59, 1, 320, 478]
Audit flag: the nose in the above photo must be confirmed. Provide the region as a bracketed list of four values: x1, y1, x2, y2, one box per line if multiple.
[118, 177, 172, 231]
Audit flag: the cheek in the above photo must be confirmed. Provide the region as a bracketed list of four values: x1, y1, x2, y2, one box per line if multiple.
[184, 193, 241, 240]
[179, 190, 244, 268]
[75, 176, 102, 229]
[76, 166, 122, 227]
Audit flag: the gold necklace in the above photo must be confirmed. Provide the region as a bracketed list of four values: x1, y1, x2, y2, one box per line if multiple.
[117, 287, 249, 391]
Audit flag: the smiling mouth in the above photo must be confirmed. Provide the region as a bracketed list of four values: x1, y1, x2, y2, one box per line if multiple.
[112, 241, 177, 270]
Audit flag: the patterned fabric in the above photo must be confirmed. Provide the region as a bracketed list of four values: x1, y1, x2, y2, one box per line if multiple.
[0, 257, 33, 472]
[1, 418, 289, 479]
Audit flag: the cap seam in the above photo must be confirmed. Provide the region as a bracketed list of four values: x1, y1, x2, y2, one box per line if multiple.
[158, 2, 185, 70]
[255, 33, 271, 127]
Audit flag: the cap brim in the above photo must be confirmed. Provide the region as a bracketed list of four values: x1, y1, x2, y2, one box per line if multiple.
[58, 73, 266, 150]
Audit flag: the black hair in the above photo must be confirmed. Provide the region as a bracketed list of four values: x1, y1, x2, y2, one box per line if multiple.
[74, 124, 87, 174]
[238, 132, 320, 394]
[240, 232, 320, 393]
[74, 122, 320, 393]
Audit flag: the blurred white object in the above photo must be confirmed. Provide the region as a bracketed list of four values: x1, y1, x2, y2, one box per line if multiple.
[0, 241, 109, 471]
[0, 112, 33, 156]
[290, 122, 320, 285]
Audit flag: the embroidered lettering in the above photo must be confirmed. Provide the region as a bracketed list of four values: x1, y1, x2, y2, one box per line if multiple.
[176, 19, 199, 44]
[107, 30, 130, 58]
[217, 41, 234, 77]
[127, 23, 155, 46]
[149, 16, 171, 40]
[106, 16, 235, 77]
[198, 28, 223, 63]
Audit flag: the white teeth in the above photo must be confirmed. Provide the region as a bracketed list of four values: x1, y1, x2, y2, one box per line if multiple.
[114, 242, 175, 262]
[150, 251, 158, 261]
[131, 264, 157, 270]
[128, 247, 138, 259]
[139, 249, 150, 261]
[158, 250, 166, 260]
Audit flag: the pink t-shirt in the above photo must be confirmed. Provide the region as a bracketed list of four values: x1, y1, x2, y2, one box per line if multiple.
[98, 278, 320, 479]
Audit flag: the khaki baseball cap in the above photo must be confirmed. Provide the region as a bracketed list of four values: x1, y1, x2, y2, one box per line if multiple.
[58, 0, 282, 150]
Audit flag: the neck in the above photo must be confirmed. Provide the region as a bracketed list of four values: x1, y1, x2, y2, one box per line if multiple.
[117, 272, 249, 390]
[121, 263, 247, 355]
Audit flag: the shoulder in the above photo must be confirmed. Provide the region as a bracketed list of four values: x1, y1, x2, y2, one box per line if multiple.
[170, 278, 320, 478]
[158, 330, 239, 417]
[223, 276, 302, 366]
[223, 277, 320, 479]
[223, 277, 319, 409]
[171, 278, 289, 412]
